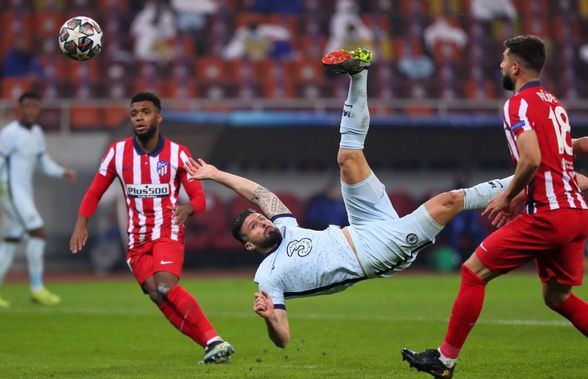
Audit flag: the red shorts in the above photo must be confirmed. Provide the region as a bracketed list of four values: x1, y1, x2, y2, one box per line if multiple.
[126, 238, 185, 285]
[475, 208, 588, 286]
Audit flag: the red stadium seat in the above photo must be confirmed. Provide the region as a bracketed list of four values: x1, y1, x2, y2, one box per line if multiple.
[388, 191, 417, 217]
[185, 193, 229, 251]
[70, 107, 102, 129]
[1, 78, 34, 99]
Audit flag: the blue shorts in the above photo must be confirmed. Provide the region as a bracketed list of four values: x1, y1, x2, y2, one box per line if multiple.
[343, 173, 443, 277]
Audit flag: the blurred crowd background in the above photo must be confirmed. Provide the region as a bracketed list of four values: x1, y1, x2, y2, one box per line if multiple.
[1, 0, 588, 275]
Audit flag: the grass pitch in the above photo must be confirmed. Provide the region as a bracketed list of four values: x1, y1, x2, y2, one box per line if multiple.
[0, 272, 586, 378]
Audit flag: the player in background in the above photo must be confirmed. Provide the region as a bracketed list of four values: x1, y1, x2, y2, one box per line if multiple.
[402, 35, 588, 379]
[184, 48, 525, 348]
[0, 91, 76, 307]
[69, 92, 234, 364]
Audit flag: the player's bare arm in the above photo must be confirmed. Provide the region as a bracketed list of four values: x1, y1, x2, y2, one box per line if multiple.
[69, 215, 89, 254]
[168, 203, 194, 226]
[186, 158, 291, 218]
[576, 172, 588, 192]
[254, 291, 290, 348]
[572, 137, 588, 155]
[483, 131, 540, 220]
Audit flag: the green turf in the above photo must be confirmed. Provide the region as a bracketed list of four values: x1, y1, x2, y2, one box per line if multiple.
[0, 273, 586, 378]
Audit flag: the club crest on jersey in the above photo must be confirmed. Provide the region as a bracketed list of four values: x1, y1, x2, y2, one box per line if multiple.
[286, 238, 312, 257]
[157, 160, 169, 176]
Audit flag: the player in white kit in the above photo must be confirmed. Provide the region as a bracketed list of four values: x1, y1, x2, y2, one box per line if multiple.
[0, 91, 76, 307]
[185, 48, 514, 348]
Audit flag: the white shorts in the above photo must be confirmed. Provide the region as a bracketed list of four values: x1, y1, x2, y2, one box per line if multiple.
[343, 173, 443, 277]
[0, 186, 44, 238]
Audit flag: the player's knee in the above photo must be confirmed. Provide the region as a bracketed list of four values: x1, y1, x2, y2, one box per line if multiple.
[337, 149, 358, 168]
[147, 289, 164, 305]
[156, 282, 172, 296]
[438, 190, 463, 212]
[543, 291, 570, 308]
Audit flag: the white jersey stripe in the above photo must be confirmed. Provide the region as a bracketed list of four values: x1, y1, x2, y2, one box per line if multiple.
[170, 142, 179, 241]
[503, 100, 520, 161]
[543, 171, 559, 210]
[149, 155, 163, 241]
[133, 149, 147, 244]
[561, 171, 577, 208]
[99, 147, 114, 177]
[115, 141, 133, 248]
[518, 99, 532, 132]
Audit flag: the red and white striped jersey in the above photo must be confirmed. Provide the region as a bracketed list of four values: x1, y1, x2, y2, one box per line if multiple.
[502, 81, 587, 214]
[79, 136, 205, 248]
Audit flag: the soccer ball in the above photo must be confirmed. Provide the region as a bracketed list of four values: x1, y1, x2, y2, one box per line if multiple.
[58, 16, 103, 61]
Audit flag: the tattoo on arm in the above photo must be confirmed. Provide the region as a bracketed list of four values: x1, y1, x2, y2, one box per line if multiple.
[251, 186, 290, 217]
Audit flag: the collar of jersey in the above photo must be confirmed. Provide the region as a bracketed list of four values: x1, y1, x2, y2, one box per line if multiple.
[518, 80, 541, 93]
[133, 134, 165, 156]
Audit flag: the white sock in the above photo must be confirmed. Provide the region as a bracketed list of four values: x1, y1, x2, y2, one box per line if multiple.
[0, 242, 18, 287]
[339, 70, 370, 150]
[26, 237, 45, 293]
[437, 348, 457, 368]
[206, 336, 223, 347]
[463, 175, 514, 210]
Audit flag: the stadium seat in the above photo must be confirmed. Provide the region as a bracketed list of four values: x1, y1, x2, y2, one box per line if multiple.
[70, 107, 102, 129]
[388, 191, 417, 217]
[1, 78, 34, 99]
[185, 193, 229, 251]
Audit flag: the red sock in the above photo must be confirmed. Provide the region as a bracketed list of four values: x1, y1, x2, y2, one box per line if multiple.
[159, 301, 207, 347]
[166, 285, 219, 345]
[550, 293, 588, 337]
[439, 265, 487, 359]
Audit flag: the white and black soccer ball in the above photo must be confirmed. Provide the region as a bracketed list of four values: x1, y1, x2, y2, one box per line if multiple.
[58, 16, 103, 61]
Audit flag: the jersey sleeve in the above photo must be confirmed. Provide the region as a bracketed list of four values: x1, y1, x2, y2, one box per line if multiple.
[255, 275, 286, 309]
[0, 130, 13, 173]
[79, 145, 117, 219]
[506, 96, 533, 138]
[177, 145, 206, 214]
[36, 128, 66, 177]
[271, 214, 298, 230]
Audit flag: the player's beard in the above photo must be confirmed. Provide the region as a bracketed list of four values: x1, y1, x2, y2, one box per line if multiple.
[259, 228, 283, 250]
[502, 73, 515, 91]
[134, 122, 157, 142]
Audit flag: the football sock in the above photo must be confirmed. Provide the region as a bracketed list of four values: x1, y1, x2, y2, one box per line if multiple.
[159, 301, 207, 347]
[550, 293, 588, 337]
[463, 175, 514, 210]
[437, 348, 456, 368]
[0, 242, 18, 286]
[25, 238, 45, 292]
[166, 285, 218, 347]
[339, 70, 370, 150]
[439, 264, 486, 359]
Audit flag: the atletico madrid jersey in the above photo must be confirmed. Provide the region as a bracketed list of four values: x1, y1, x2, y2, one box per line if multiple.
[79, 135, 205, 248]
[501, 81, 587, 214]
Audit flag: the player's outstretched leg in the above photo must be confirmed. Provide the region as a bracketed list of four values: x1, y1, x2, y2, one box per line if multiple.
[26, 237, 60, 306]
[323, 47, 373, 185]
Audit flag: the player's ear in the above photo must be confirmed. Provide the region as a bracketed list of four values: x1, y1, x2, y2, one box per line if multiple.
[244, 241, 255, 251]
[156, 112, 163, 124]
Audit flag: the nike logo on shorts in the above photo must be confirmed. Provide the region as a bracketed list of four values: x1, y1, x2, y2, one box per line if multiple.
[479, 242, 488, 253]
[160, 260, 173, 265]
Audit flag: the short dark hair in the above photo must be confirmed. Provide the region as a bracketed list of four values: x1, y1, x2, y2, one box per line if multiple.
[504, 35, 546, 73]
[231, 208, 256, 244]
[18, 91, 41, 104]
[131, 92, 161, 111]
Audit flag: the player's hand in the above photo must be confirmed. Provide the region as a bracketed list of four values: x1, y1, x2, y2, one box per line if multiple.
[186, 158, 219, 181]
[169, 204, 194, 226]
[64, 169, 77, 183]
[253, 291, 275, 319]
[482, 191, 511, 225]
[69, 218, 88, 254]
